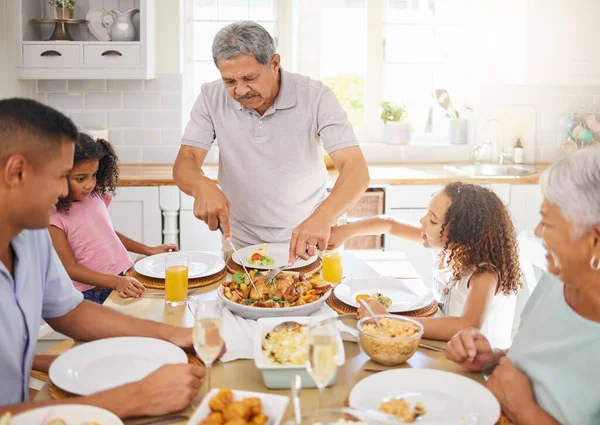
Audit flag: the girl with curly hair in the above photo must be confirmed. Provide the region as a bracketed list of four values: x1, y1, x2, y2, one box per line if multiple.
[49, 133, 177, 304]
[328, 182, 521, 347]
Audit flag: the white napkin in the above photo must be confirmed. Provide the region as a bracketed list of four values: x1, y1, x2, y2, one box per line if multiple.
[189, 300, 358, 363]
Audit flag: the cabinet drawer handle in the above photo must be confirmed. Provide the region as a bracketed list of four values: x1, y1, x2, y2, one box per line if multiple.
[101, 50, 123, 57]
[40, 50, 62, 57]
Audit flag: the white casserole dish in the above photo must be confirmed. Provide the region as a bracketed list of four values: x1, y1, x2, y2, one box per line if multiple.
[254, 316, 345, 389]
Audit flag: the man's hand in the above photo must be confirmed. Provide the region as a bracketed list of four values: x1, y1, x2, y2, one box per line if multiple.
[192, 177, 232, 239]
[132, 364, 205, 416]
[168, 327, 227, 359]
[445, 327, 500, 372]
[114, 276, 145, 298]
[289, 213, 334, 263]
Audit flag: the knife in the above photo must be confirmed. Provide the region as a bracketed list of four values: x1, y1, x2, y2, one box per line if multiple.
[217, 221, 260, 298]
[137, 414, 189, 425]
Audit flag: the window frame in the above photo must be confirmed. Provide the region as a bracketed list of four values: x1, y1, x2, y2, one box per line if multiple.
[182, 0, 477, 145]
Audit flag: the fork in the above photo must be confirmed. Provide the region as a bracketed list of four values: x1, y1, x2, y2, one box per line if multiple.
[265, 255, 300, 284]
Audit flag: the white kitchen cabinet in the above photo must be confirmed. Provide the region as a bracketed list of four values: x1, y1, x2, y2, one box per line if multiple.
[387, 208, 433, 287]
[524, 0, 600, 86]
[17, 0, 155, 79]
[108, 186, 162, 250]
[179, 192, 222, 251]
[509, 185, 543, 233]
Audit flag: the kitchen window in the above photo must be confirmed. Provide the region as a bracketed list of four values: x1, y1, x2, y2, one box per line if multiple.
[184, 0, 476, 144]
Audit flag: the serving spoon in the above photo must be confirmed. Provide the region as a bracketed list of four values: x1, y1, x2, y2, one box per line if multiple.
[359, 299, 384, 333]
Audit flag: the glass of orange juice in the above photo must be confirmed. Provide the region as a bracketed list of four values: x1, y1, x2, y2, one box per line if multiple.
[321, 214, 346, 286]
[165, 253, 189, 306]
[321, 249, 343, 286]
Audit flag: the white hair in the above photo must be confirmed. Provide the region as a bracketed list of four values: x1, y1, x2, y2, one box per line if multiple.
[540, 145, 600, 238]
[212, 21, 277, 66]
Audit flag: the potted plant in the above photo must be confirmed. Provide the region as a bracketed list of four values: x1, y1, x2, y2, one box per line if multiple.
[50, 0, 76, 19]
[381, 102, 410, 145]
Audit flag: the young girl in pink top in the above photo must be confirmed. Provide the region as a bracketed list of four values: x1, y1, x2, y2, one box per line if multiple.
[50, 133, 177, 304]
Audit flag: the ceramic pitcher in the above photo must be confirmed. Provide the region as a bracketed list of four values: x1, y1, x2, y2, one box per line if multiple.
[101, 9, 140, 41]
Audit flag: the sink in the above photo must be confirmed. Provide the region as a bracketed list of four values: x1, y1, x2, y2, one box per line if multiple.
[444, 163, 536, 177]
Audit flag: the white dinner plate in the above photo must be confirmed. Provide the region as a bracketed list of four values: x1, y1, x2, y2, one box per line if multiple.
[349, 369, 501, 425]
[134, 251, 225, 279]
[217, 286, 332, 320]
[49, 337, 187, 396]
[334, 277, 434, 312]
[12, 405, 123, 425]
[86, 7, 111, 41]
[232, 243, 317, 270]
[187, 388, 289, 425]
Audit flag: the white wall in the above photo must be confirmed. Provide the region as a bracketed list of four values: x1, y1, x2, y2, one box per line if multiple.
[479, 84, 600, 164]
[36, 75, 183, 163]
[0, 0, 35, 98]
[473, 0, 600, 165]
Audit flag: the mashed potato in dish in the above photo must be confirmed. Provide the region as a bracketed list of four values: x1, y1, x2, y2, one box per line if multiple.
[262, 323, 308, 365]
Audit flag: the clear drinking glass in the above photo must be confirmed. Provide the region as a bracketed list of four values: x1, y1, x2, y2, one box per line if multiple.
[306, 319, 339, 409]
[165, 253, 189, 306]
[193, 301, 224, 398]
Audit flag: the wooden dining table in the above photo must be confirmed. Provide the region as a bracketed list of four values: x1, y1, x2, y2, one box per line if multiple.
[35, 251, 486, 425]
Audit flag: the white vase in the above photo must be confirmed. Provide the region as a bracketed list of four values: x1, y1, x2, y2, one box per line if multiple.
[383, 122, 411, 145]
[448, 119, 469, 145]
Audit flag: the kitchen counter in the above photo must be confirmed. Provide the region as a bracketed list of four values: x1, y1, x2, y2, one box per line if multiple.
[117, 163, 549, 186]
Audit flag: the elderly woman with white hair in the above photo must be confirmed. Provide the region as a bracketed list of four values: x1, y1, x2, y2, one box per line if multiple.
[445, 146, 600, 425]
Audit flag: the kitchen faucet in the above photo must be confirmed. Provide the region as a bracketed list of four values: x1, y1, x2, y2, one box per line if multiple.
[473, 140, 492, 164]
[475, 119, 508, 164]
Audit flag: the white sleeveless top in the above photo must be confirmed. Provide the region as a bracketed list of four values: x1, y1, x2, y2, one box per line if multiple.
[432, 250, 516, 348]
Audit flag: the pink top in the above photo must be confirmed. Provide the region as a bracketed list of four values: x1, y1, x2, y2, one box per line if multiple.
[50, 193, 133, 292]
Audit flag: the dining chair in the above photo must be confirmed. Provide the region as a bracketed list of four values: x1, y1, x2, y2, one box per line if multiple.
[512, 231, 547, 339]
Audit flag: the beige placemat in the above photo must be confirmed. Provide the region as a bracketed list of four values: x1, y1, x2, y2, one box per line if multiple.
[327, 291, 438, 317]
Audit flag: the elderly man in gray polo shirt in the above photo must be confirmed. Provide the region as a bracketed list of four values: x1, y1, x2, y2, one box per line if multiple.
[174, 21, 369, 262]
[0, 99, 205, 418]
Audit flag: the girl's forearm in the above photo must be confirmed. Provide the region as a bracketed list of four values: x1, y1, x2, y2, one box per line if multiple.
[66, 264, 118, 290]
[116, 232, 151, 255]
[414, 316, 482, 341]
[345, 216, 421, 241]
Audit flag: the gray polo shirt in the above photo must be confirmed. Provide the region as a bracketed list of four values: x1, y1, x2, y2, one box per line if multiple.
[182, 69, 359, 246]
[0, 229, 83, 403]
